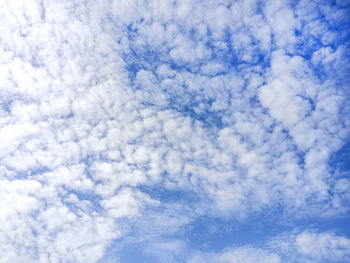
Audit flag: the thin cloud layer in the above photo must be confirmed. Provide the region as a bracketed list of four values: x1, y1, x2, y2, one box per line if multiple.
[0, 0, 349, 262]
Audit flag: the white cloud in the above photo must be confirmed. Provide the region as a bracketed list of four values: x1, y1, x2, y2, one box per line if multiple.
[216, 246, 281, 263]
[296, 231, 350, 262]
[1, 0, 349, 262]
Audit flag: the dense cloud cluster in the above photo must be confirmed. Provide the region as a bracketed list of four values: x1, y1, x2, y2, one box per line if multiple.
[0, 0, 349, 262]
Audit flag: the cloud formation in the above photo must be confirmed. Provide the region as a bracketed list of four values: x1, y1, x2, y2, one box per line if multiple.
[0, 0, 349, 262]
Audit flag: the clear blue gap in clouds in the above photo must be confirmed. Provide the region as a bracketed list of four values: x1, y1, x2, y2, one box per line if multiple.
[101, 215, 350, 262]
[331, 141, 350, 173]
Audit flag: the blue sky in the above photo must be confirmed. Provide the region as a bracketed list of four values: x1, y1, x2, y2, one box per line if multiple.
[1, 0, 350, 262]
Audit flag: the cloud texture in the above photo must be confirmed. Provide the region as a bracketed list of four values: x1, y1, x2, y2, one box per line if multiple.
[0, 0, 349, 262]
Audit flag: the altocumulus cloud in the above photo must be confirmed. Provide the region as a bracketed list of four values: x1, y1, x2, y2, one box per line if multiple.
[0, 0, 349, 262]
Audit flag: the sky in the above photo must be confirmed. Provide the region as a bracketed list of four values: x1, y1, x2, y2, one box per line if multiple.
[0, 0, 350, 262]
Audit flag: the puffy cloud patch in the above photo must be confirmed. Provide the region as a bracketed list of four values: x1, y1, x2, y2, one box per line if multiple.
[1, 0, 349, 262]
[296, 231, 350, 262]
